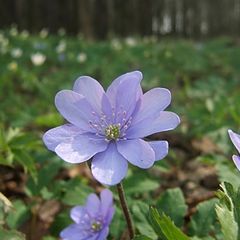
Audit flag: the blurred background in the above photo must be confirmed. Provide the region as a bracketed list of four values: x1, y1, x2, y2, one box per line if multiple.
[2, 0, 240, 38]
[0, 1, 240, 240]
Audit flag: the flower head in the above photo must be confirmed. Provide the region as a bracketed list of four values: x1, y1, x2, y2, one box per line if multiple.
[31, 52, 46, 66]
[43, 71, 180, 185]
[11, 48, 23, 58]
[60, 189, 114, 240]
[77, 52, 87, 63]
[228, 129, 240, 170]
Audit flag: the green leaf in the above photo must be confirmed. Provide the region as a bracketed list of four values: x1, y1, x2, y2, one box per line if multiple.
[61, 178, 93, 205]
[50, 211, 72, 237]
[216, 182, 238, 240]
[13, 149, 37, 182]
[124, 172, 159, 195]
[25, 158, 62, 196]
[191, 237, 215, 240]
[156, 188, 187, 227]
[132, 201, 157, 239]
[149, 207, 190, 240]
[0, 227, 25, 240]
[189, 198, 218, 237]
[6, 200, 30, 229]
[133, 235, 153, 240]
[216, 164, 240, 190]
[35, 112, 64, 127]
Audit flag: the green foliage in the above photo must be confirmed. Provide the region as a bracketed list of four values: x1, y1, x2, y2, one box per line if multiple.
[0, 228, 25, 240]
[132, 201, 157, 239]
[0, 193, 26, 240]
[1, 29, 240, 239]
[124, 171, 159, 195]
[50, 211, 72, 237]
[6, 200, 30, 229]
[156, 188, 187, 227]
[149, 206, 190, 240]
[189, 198, 219, 237]
[133, 235, 153, 240]
[110, 207, 126, 238]
[0, 126, 39, 180]
[216, 182, 240, 240]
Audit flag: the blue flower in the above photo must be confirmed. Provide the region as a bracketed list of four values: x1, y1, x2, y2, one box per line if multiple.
[228, 129, 240, 170]
[60, 189, 114, 240]
[43, 71, 180, 185]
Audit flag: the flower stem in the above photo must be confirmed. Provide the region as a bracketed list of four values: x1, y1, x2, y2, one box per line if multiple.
[117, 182, 135, 239]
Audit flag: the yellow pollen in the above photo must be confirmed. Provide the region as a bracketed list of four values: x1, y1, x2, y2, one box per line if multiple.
[91, 221, 102, 232]
[105, 124, 120, 140]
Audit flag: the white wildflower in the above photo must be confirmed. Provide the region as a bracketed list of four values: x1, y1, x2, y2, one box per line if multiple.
[40, 28, 49, 38]
[125, 37, 137, 47]
[11, 48, 23, 58]
[111, 39, 122, 50]
[77, 52, 87, 63]
[56, 40, 66, 53]
[31, 52, 46, 66]
[21, 30, 29, 39]
[9, 26, 18, 36]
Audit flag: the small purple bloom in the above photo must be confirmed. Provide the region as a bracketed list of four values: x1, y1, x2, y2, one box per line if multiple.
[228, 129, 240, 171]
[43, 71, 180, 185]
[60, 189, 114, 240]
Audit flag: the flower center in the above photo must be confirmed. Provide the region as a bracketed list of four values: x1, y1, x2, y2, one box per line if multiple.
[91, 221, 102, 232]
[105, 124, 120, 140]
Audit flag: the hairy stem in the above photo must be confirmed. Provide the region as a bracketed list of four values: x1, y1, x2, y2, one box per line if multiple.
[117, 182, 135, 239]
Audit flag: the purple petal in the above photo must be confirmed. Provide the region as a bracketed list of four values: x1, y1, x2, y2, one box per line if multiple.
[149, 141, 169, 161]
[55, 90, 95, 131]
[73, 76, 112, 116]
[42, 124, 82, 151]
[104, 206, 115, 226]
[86, 235, 98, 240]
[60, 224, 90, 240]
[96, 227, 109, 240]
[132, 88, 171, 124]
[55, 133, 108, 163]
[100, 189, 114, 219]
[233, 155, 240, 171]
[127, 111, 180, 138]
[117, 139, 155, 169]
[115, 75, 142, 121]
[228, 129, 240, 154]
[106, 71, 143, 105]
[91, 143, 128, 185]
[70, 206, 88, 224]
[86, 193, 101, 218]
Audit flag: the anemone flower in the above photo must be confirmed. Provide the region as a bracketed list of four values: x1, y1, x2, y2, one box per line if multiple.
[43, 71, 180, 185]
[60, 189, 114, 240]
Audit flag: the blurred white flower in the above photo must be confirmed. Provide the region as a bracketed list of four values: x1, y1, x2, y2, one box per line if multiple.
[0, 35, 9, 47]
[56, 40, 66, 53]
[31, 53, 46, 66]
[7, 61, 18, 71]
[111, 39, 122, 50]
[0, 35, 9, 54]
[125, 37, 137, 47]
[40, 28, 49, 38]
[11, 48, 23, 58]
[77, 52, 87, 63]
[9, 26, 18, 36]
[21, 30, 29, 39]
